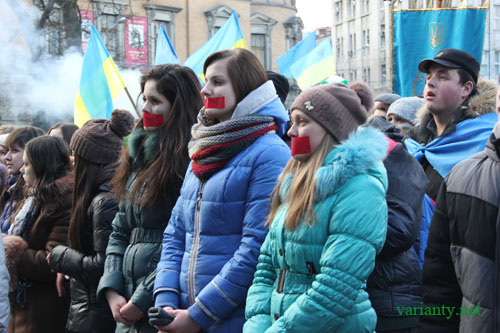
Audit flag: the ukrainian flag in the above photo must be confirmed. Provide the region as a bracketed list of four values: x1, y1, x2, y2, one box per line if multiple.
[154, 24, 180, 65]
[74, 25, 126, 127]
[184, 9, 246, 80]
[277, 31, 316, 78]
[289, 38, 335, 91]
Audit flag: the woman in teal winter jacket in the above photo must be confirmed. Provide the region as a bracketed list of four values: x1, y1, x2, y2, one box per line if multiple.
[244, 82, 389, 333]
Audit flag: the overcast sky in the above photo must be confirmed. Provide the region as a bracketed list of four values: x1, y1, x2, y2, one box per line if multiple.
[295, 0, 333, 32]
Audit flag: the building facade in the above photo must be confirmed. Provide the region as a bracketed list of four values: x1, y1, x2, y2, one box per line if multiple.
[333, 0, 497, 95]
[47, 0, 303, 72]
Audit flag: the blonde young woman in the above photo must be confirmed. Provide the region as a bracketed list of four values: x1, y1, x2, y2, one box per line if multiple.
[244, 82, 389, 332]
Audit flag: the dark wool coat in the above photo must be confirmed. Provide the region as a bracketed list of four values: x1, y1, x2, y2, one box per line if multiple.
[50, 184, 118, 333]
[5, 174, 73, 333]
[419, 124, 500, 332]
[408, 78, 497, 201]
[367, 140, 427, 331]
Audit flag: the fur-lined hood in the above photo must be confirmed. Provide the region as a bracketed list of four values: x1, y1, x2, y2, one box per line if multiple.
[414, 78, 497, 126]
[410, 78, 497, 144]
[279, 126, 388, 203]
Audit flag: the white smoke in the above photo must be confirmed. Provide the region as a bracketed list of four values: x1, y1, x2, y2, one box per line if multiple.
[0, 0, 142, 128]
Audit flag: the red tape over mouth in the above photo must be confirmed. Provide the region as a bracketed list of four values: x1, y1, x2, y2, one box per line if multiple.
[204, 96, 225, 109]
[143, 111, 164, 128]
[291, 136, 312, 156]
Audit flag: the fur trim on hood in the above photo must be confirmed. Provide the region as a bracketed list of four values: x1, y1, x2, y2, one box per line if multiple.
[414, 78, 498, 126]
[279, 126, 388, 203]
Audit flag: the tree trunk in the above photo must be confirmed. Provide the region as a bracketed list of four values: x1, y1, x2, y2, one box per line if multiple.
[58, 0, 81, 50]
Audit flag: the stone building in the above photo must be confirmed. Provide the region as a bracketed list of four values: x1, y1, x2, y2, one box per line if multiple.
[74, 0, 303, 72]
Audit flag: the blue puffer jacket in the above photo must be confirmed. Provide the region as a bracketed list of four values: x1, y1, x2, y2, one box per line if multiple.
[244, 126, 388, 333]
[153, 81, 291, 332]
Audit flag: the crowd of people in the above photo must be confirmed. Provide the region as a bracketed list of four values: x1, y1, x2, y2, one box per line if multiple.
[0, 47, 498, 333]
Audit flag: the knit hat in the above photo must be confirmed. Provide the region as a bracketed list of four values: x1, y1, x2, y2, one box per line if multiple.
[70, 109, 135, 164]
[291, 82, 373, 142]
[374, 93, 401, 104]
[386, 96, 425, 125]
[267, 71, 290, 104]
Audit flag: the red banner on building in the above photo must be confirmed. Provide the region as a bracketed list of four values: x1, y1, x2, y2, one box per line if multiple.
[125, 16, 148, 64]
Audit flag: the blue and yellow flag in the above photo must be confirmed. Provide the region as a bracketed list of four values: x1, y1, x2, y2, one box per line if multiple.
[289, 38, 335, 91]
[184, 9, 246, 80]
[74, 25, 126, 127]
[393, 7, 487, 97]
[154, 24, 180, 65]
[277, 31, 316, 78]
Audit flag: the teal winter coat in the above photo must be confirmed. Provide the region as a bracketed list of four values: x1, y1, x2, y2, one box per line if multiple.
[244, 126, 389, 333]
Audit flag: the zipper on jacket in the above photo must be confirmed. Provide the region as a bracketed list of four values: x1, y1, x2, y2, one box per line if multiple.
[188, 182, 205, 305]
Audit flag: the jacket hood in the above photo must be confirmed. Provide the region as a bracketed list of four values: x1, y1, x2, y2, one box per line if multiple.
[280, 126, 388, 202]
[414, 78, 497, 126]
[232, 80, 289, 136]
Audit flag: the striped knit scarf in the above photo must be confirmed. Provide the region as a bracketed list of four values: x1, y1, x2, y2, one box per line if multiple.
[189, 113, 278, 181]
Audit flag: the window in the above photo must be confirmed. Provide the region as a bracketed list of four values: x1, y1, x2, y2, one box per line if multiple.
[381, 64, 387, 86]
[495, 6, 500, 30]
[495, 51, 500, 76]
[380, 24, 385, 46]
[367, 67, 371, 84]
[251, 34, 266, 67]
[43, 7, 63, 55]
[336, 38, 341, 58]
[99, 14, 119, 59]
[362, 30, 369, 48]
[362, 0, 369, 13]
[335, 1, 343, 22]
[349, 34, 353, 55]
[349, 0, 356, 18]
[350, 70, 356, 83]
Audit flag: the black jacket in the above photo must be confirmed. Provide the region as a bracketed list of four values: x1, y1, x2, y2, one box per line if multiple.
[408, 79, 497, 201]
[419, 124, 500, 332]
[50, 184, 118, 333]
[366, 120, 428, 330]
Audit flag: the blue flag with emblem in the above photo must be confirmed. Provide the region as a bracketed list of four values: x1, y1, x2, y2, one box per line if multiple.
[393, 7, 487, 97]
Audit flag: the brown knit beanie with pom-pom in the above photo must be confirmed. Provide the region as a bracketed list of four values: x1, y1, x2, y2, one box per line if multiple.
[70, 109, 135, 164]
[291, 82, 373, 142]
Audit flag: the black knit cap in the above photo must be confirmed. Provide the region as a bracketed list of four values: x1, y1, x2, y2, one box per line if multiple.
[70, 109, 135, 164]
[267, 71, 290, 104]
[418, 48, 480, 83]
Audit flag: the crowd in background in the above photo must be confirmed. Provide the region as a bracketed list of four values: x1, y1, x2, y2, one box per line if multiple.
[0, 47, 498, 333]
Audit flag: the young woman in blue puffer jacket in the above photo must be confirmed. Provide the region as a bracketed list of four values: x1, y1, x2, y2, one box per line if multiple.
[152, 48, 291, 333]
[244, 82, 389, 333]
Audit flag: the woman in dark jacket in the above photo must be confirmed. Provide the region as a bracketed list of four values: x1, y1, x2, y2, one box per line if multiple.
[48, 110, 135, 332]
[3, 135, 73, 333]
[366, 117, 428, 332]
[96, 64, 203, 332]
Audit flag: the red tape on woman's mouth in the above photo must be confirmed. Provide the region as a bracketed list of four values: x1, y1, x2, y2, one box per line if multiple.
[291, 136, 312, 156]
[143, 111, 164, 128]
[204, 96, 225, 109]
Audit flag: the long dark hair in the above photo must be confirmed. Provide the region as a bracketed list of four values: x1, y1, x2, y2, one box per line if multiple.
[24, 136, 72, 205]
[48, 122, 79, 147]
[68, 155, 104, 252]
[111, 64, 203, 205]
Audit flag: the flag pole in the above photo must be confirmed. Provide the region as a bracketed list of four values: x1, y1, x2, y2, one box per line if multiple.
[124, 87, 141, 118]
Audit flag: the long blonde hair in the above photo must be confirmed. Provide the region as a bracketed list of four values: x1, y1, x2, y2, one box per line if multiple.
[266, 134, 337, 231]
